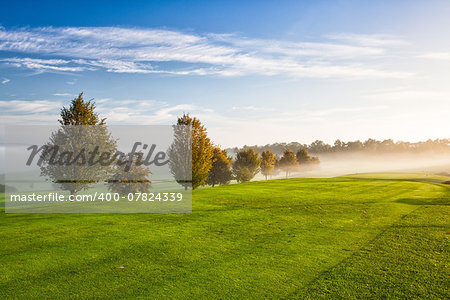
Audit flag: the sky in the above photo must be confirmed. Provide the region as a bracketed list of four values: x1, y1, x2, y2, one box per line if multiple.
[0, 0, 449, 147]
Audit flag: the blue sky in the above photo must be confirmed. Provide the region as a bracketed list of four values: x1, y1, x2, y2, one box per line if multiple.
[0, 0, 449, 147]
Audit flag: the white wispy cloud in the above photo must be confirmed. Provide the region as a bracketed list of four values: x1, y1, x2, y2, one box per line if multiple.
[0, 113, 60, 125]
[307, 105, 387, 117]
[0, 26, 413, 78]
[212, 34, 395, 58]
[0, 97, 372, 128]
[0, 100, 61, 113]
[325, 33, 409, 47]
[231, 106, 273, 111]
[72, 59, 154, 73]
[417, 52, 450, 60]
[0, 57, 89, 72]
[53, 93, 74, 97]
[0, 97, 214, 126]
[363, 88, 450, 101]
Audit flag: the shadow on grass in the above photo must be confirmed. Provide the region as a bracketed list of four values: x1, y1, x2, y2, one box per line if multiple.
[394, 198, 449, 206]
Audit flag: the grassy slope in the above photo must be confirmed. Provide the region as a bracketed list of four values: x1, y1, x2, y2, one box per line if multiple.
[0, 175, 448, 298]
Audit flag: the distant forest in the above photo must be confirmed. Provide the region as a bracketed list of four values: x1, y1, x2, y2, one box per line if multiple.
[227, 138, 450, 157]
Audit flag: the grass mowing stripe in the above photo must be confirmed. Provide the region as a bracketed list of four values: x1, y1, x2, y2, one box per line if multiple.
[299, 188, 449, 299]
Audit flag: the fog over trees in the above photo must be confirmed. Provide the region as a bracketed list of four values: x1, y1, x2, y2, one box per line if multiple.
[227, 138, 450, 157]
[173, 113, 449, 187]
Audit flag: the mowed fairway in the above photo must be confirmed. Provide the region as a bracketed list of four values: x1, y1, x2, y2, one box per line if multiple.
[0, 174, 449, 298]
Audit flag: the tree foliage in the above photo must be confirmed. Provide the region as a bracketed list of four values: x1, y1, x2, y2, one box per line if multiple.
[232, 149, 261, 182]
[172, 114, 214, 189]
[260, 150, 276, 180]
[107, 152, 151, 195]
[278, 149, 298, 178]
[59, 93, 106, 126]
[296, 149, 320, 164]
[206, 147, 232, 187]
[40, 93, 117, 196]
[168, 124, 192, 190]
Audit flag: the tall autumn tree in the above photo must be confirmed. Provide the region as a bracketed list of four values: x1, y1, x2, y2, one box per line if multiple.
[40, 93, 117, 196]
[260, 150, 276, 180]
[169, 114, 213, 189]
[279, 149, 298, 178]
[232, 149, 261, 183]
[206, 147, 232, 187]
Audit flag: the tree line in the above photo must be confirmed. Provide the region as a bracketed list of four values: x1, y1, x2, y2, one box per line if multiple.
[171, 114, 320, 189]
[227, 138, 450, 157]
[43, 94, 294, 193]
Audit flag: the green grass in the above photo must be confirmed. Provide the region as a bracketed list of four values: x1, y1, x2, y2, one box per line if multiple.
[0, 174, 449, 298]
[342, 172, 450, 183]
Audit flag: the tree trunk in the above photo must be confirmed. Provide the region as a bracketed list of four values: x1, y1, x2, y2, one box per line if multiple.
[70, 190, 76, 201]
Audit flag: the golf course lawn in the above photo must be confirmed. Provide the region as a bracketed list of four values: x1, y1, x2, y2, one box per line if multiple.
[0, 173, 449, 298]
